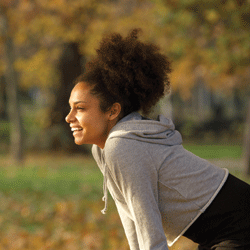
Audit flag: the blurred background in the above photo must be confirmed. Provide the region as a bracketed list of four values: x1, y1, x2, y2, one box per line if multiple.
[0, 0, 249, 249]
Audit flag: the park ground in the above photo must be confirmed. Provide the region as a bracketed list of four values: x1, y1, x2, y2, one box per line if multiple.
[0, 143, 248, 250]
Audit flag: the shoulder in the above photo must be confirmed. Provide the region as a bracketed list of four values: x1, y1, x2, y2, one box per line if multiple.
[104, 137, 152, 172]
[105, 137, 144, 157]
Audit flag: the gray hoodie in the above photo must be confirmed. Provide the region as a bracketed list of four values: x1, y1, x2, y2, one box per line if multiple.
[92, 112, 228, 250]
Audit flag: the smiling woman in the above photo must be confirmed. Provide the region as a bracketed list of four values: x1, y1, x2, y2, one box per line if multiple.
[65, 29, 250, 250]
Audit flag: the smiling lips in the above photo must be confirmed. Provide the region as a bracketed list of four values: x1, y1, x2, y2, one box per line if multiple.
[71, 127, 83, 132]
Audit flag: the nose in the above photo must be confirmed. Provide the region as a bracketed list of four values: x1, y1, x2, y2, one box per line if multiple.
[65, 109, 75, 123]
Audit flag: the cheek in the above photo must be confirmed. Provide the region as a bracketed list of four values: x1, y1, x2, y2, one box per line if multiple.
[76, 114, 89, 126]
[77, 112, 109, 134]
[78, 117, 100, 134]
[91, 119, 109, 137]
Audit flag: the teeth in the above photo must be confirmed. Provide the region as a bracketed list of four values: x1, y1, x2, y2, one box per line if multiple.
[71, 128, 83, 131]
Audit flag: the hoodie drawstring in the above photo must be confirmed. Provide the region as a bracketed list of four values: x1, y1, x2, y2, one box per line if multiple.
[101, 163, 108, 214]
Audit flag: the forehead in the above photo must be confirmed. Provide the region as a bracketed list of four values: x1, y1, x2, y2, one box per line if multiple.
[69, 82, 92, 102]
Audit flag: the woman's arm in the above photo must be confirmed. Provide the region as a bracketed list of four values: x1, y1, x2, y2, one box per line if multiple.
[105, 138, 169, 250]
[116, 204, 140, 250]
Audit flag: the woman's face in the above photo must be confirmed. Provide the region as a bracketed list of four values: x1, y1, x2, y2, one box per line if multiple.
[65, 82, 116, 148]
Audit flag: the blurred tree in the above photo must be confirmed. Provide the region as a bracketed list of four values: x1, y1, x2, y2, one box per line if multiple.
[48, 42, 85, 152]
[149, 0, 250, 96]
[0, 2, 24, 163]
[1, 0, 249, 104]
[0, 76, 7, 119]
[0, 0, 112, 154]
[50, 43, 83, 127]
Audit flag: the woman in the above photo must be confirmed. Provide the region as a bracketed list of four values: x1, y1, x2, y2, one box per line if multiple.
[65, 29, 250, 250]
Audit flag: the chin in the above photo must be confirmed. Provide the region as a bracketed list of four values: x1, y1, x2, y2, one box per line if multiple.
[74, 139, 85, 145]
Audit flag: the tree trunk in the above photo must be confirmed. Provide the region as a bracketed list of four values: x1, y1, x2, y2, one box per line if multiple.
[0, 76, 7, 119]
[48, 42, 85, 153]
[244, 97, 250, 175]
[3, 12, 24, 164]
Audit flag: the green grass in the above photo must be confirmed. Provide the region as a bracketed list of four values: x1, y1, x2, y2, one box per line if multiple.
[183, 144, 243, 159]
[0, 154, 103, 198]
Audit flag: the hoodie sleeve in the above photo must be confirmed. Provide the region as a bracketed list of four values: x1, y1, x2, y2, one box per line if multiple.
[116, 204, 140, 250]
[104, 138, 169, 250]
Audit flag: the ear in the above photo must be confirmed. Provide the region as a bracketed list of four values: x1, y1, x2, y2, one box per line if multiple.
[108, 102, 122, 121]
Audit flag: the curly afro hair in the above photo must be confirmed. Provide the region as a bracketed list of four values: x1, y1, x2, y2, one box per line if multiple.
[76, 28, 171, 117]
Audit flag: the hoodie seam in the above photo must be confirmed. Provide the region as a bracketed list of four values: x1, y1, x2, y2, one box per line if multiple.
[158, 179, 208, 210]
[158, 180, 194, 205]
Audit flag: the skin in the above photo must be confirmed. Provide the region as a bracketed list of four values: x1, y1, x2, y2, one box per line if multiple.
[65, 82, 121, 149]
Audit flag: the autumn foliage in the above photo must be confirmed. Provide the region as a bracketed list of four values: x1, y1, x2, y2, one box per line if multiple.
[0, 195, 129, 250]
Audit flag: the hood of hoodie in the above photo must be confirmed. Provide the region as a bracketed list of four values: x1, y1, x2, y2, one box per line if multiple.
[107, 112, 182, 146]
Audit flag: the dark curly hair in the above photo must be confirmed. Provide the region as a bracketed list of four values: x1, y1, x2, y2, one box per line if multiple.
[76, 29, 171, 117]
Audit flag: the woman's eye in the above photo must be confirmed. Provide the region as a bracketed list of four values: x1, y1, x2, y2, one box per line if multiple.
[76, 107, 84, 110]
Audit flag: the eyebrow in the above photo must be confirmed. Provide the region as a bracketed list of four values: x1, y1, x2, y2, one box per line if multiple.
[69, 101, 87, 105]
[74, 101, 87, 104]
